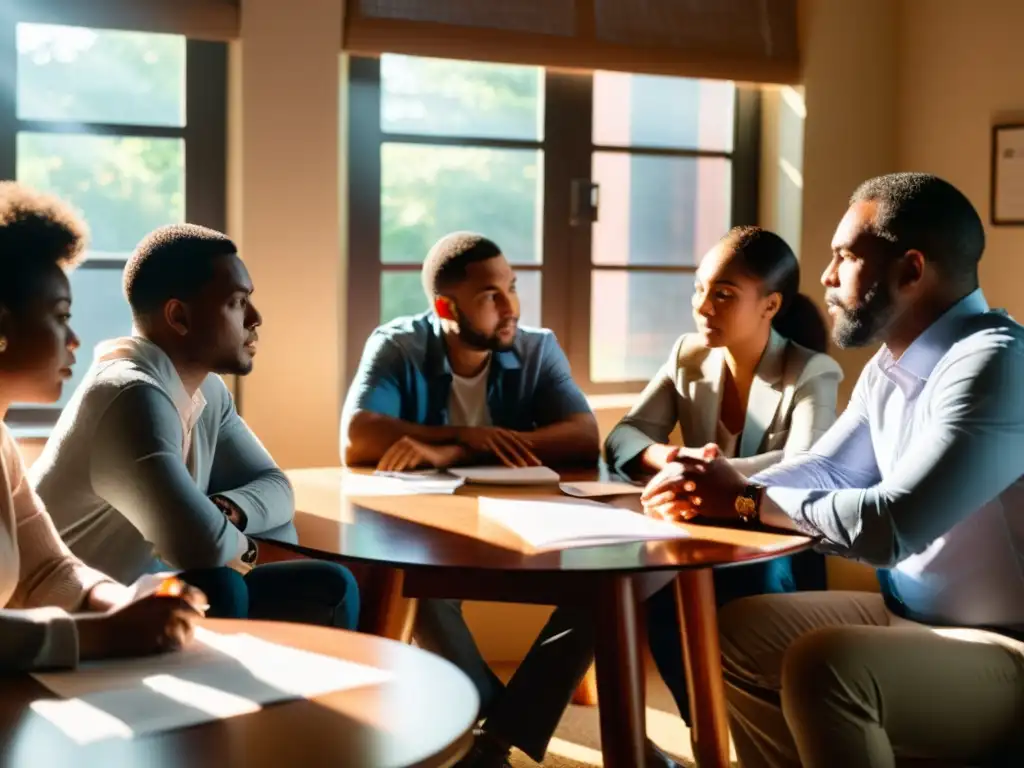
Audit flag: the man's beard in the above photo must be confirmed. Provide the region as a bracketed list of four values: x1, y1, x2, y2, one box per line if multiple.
[456, 307, 517, 352]
[828, 280, 897, 349]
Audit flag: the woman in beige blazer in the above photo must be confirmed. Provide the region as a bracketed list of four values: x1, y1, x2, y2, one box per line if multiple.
[0, 182, 202, 672]
[605, 226, 843, 725]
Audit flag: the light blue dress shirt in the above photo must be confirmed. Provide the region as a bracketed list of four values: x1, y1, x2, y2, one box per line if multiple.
[755, 290, 1024, 632]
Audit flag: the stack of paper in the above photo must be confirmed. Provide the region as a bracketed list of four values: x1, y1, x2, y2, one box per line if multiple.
[477, 496, 690, 552]
[449, 466, 560, 485]
[28, 628, 393, 744]
[372, 465, 561, 489]
[363, 470, 466, 495]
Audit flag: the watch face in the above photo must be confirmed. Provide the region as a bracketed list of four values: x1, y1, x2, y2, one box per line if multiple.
[242, 539, 259, 564]
[735, 496, 756, 518]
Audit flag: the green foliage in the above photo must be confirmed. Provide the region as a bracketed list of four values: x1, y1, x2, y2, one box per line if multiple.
[378, 56, 543, 323]
[14, 25, 186, 407]
[16, 25, 186, 256]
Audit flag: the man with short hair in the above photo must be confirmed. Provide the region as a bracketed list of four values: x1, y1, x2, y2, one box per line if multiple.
[34, 224, 359, 629]
[341, 232, 614, 767]
[343, 231, 600, 470]
[643, 173, 1024, 767]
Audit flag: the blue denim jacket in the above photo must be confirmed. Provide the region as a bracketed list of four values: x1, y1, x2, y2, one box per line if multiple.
[341, 312, 592, 433]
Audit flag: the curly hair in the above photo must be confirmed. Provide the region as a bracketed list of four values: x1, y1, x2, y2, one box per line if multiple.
[0, 182, 89, 308]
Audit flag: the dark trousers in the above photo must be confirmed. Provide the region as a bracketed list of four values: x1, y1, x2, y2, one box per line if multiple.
[415, 572, 677, 762]
[647, 550, 827, 723]
[179, 560, 360, 630]
[415, 599, 596, 762]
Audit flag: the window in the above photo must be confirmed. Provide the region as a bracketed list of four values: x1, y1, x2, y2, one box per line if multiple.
[348, 55, 545, 361]
[0, 21, 227, 430]
[347, 55, 758, 392]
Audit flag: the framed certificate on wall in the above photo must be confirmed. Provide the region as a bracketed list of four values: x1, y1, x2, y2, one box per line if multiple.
[991, 123, 1024, 225]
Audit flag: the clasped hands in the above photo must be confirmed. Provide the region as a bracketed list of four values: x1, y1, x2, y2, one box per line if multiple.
[641, 443, 747, 523]
[377, 427, 542, 472]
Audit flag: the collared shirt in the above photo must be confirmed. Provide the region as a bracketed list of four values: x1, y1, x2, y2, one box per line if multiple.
[340, 312, 592, 434]
[756, 290, 1024, 631]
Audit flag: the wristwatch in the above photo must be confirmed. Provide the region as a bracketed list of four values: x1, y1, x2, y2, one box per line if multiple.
[734, 483, 765, 524]
[240, 536, 259, 565]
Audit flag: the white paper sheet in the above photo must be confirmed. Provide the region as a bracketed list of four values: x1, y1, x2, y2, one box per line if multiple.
[559, 481, 643, 498]
[477, 496, 690, 552]
[358, 471, 466, 495]
[449, 466, 560, 485]
[29, 627, 393, 743]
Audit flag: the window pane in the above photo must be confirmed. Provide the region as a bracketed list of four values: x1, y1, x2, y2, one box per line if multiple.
[17, 132, 185, 259]
[381, 54, 543, 141]
[381, 143, 542, 265]
[593, 72, 734, 152]
[590, 271, 696, 383]
[17, 24, 186, 127]
[592, 153, 731, 267]
[56, 268, 134, 408]
[381, 270, 541, 327]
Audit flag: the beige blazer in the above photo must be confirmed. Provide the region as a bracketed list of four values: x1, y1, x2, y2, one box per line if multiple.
[605, 329, 844, 476]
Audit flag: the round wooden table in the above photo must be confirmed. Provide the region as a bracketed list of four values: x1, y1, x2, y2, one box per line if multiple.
[0, 619, 478, 768]
[268, 468, 812, 768]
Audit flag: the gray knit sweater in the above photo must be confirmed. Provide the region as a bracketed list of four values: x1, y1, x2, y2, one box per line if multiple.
[31, 337, 295, 584]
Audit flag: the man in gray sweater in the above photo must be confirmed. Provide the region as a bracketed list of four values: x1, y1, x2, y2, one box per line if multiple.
[32, 224, 359, 628]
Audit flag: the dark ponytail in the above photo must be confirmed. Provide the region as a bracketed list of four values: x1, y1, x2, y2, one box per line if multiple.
[723, 226, 830, 354]
[771, 292, 828, 353]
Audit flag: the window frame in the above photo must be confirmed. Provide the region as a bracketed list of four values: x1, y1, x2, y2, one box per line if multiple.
[345, 54, 760, 394]
[0, 20, 228, 432]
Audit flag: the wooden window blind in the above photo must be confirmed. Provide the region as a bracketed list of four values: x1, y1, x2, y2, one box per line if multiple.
[344, 0, 799, 83]
[16, 0, 240, 41]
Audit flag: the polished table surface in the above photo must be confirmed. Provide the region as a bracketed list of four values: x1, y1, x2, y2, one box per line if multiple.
[272, 467, 811, 768]
[0, 619, 478, 768]
[277, 467, 811, 574]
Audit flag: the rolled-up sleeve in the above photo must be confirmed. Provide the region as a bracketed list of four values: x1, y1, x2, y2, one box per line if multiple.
[533, 333, 593, 425]
[761, 335, 1024, 567]
[339, 332, 406, 458]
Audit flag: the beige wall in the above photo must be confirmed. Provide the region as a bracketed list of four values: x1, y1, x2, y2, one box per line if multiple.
[796, 0, 900, 408]
[230, 0, 345, 470]
[898, 0, 1024, 321]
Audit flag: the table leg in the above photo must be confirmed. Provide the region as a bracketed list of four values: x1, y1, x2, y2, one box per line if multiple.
[593, 574, 647, 768]
[675, 569, 730, 768]
[359, 565, 417, 642]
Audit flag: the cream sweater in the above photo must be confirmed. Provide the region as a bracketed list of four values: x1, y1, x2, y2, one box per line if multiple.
[0, 422, 112, 672]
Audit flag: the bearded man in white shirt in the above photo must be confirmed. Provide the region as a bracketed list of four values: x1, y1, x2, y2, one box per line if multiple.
[643, 172, 1024, 768]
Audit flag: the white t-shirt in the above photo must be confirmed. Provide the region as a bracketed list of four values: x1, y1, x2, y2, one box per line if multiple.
[448, 361, 492, 428]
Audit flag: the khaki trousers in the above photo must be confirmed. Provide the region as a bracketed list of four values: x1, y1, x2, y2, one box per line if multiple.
[718, 591, 1024, 768]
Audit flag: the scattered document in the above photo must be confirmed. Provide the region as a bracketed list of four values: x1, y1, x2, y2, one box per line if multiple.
[29, 627, 393, 744]
[477, 496, 690, 552]
[559, 481, 644, 498]
[449, 465, 560, 486]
